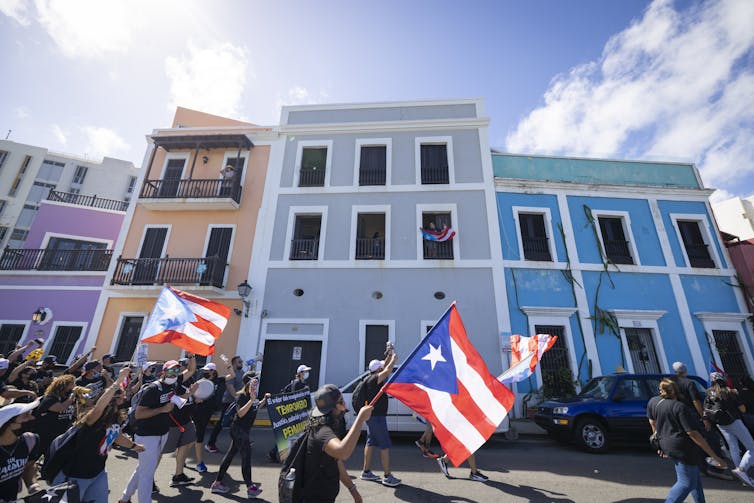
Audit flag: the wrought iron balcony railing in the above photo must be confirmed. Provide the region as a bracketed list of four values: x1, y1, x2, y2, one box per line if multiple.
[422, 239, 454, 259]
[685, 243, 715, 268]
[0, 247, 112, 271]
[298, 168, 326, 187]
[358, 168, 386, 186]
[522, 236, 552, 261]
[603, 239, 634, 264]
[48, 190, 129, 212]
[111, 256, 225, 287]
[420, 166, 450, 184]
[289, 239, 320, 260]
[140, 179, 241, 203]
[355, 237, 385, 260]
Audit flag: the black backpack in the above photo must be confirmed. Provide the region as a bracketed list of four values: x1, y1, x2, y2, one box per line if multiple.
[278, 431, 310, 503]
[704, 391, 735, 426]
[40, 425, 81, 484]
[126, 381, 163, 428]
[351, 375, 370, 413]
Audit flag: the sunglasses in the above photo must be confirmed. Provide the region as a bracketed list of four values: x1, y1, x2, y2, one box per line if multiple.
[165, 368, 181, 374]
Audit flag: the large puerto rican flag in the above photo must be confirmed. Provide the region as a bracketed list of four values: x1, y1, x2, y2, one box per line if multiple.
[420, 226, 456, 242]
[383, 303, 514, 466]
[141, 286, 231, 356]
[498, 334, 558, 385]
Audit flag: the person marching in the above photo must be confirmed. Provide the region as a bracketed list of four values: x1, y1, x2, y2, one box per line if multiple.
[268, 364, 312, 463]
[35, 374, 76, 460]
[211, 371, 269, 497]
[192, 362, 235, 471]
[206, 355, 244, 453]
[0, 399, 42, 501]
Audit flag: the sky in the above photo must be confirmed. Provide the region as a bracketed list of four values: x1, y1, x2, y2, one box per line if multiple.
[1, 0, 752, 201]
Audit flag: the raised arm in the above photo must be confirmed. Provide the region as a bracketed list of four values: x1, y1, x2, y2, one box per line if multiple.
[324, 405, 373, 461]
[86, 367, 130, 426]
[377, 351, 397, 384]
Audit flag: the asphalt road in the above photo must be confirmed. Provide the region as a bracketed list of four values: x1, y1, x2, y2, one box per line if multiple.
[44, 431, 753, 502]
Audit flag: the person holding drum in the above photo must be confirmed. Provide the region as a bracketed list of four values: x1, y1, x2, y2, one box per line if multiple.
[192, 362, 235, 473]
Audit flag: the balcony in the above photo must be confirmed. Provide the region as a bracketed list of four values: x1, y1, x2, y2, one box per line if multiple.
[0, 248, 112, 272]
[423, 240, 454, 260]
[603, 239, 634, 265]
[111, 256, 225, 287]
[48, 190, 129, 212]
[522, 236, 551, 261]
[420, 166, 449, 185]
[289, 239, 319, 260]
[298, 167, 326, 187]
[139, 179, 241, 210]
[358, 168, 386, 186]
[355, 237, 385, 260]
[685, 243, 715, 268]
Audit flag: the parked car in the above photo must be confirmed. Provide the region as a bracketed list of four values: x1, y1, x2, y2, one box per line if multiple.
[340, 371, 510, 435]
[534, 373, 707, 453]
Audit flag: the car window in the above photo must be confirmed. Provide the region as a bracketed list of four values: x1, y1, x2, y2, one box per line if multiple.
[340, 371, 369, 393]
[644, 377, 661, 397]
[579, 377, 616, 399]
[691, 379, 707, 396]
[614, 378, 650, 400]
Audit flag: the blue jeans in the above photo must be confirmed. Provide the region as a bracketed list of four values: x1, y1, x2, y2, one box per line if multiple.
[54, 469, 108, 503]
[666, 461, 705, 503]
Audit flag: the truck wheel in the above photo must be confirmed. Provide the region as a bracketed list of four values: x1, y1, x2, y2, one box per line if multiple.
[575, 418, 608, 453]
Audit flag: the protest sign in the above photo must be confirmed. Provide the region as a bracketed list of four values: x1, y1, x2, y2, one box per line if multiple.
[266, 389, 311, 461]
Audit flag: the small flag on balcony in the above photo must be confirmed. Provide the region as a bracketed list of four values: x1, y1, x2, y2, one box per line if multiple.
[141, 286, 231, 356]
[420, 226, 456, 242]
[497, 334, 558, 385]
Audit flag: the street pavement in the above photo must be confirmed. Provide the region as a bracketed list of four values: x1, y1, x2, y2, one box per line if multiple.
[47, 430, 753, 502]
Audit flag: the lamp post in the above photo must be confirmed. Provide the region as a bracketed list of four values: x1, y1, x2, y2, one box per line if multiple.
[31, 308, 46, 324]
[237, 280, 252, 318]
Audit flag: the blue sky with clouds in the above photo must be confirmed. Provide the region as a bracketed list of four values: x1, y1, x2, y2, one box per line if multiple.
[1, 0, 752, 200]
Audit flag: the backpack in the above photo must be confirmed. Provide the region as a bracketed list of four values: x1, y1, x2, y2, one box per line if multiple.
[351, 375, 370, 413]
[704, 392, 734, 426]
[126, 381, 163, 428]
[40, 425, 81, 484]
[278, 431, 310, 503]
[221, 401, 237, 427]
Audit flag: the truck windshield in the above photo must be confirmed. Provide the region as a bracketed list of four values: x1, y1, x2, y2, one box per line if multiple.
[579, 377, 616, 399]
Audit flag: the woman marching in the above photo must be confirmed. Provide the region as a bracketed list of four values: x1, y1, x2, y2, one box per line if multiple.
[211, 371, 269, 498]
[36, 374, 76, 460]
[53, 366, 145, 502]
[704, 372, 754, 487]
[648, 378, 728, 503]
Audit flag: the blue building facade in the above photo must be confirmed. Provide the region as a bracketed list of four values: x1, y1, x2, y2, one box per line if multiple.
[493, 153, 754, 405]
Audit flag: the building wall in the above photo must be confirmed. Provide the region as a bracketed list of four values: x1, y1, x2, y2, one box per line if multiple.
[25, 201, 124, 249]
[713, 196, 754, 241]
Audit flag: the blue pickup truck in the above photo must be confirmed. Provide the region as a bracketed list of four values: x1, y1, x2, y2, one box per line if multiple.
[534, 373, 707, 453]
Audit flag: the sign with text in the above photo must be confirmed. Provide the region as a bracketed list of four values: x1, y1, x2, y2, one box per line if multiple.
[266, 389, 311, 461]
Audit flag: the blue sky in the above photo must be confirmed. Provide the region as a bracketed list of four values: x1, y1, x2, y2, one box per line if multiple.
[1, 0, 752, 200]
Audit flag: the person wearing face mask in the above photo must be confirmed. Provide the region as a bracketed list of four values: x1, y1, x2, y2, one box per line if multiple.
[8, 367, 38, 404]
[191, 362, 233, 472]
[206, 355, 244, 453]
[301, 384, 373, 503]
[284, 364, 312, 393]
[35, 374, 77, 461]
[119, 360, 182, 503]
[76, 361, 112, 401]
[0, 399, 42, 502]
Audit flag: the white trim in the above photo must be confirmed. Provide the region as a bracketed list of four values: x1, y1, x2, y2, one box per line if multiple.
[284, 206, 328, 262]
[512, 206, 558, 263]
[353, 138, 392, 187]
[609, 310, 668, 373]
[277, 183, 486, 195]
[221, 150, 250, 186]
[281, 118, 489, 135]
[520, 306, 578, 317]
[590, 209, 641, 266]
[292, 140, 333, 189]
[349, 205, 391, 261]
[266, 259, 494, 269]
[44, 321, 88, 365]
[259, 318, 329, 390]
[281, 97, 483, 114]
[201, 224, 236, 287]
[158, 152, 189, 179]
[520, 309, 579, 390]
[41, 199, 127, 215]
[414, 136, 455, 185]
[136, 224, 171, 259]
[420, 320, 435, 338]
[694, 312, 750, 323]
[40, 232, 113, 250]
[0, 321, 31, 347]
[357, 320, 395, 373]
[108, 312, 148, 357]
[694, 312, 754, 376]
[669, 213, 722, 270]
[610, 309, 667, 322]
[416, 203, 459, 260]
[0, 284, 104, 289]
[668, 275, 707, 375]
[496, 179, 714, 200]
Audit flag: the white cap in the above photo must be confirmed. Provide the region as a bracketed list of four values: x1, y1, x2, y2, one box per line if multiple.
[369, 359, 383, 372]
[0, 359, 8, 370]
[297, 364, 312, 374]
[0, 399, 39, 429]
[202, 362, 217, 371]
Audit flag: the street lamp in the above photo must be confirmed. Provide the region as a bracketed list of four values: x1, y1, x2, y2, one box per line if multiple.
[32, 307, 51, 324]
[237, 280, 252, 318]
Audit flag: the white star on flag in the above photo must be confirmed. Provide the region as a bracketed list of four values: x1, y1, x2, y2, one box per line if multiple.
[421, 343, 446, 370]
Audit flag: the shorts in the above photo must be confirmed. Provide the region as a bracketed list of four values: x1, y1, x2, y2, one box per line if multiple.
[193, 406, 215, 442]
[366, 415, 391, 449]
[162, 421, 197, 453]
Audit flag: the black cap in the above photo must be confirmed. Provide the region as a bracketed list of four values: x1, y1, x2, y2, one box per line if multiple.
[102, 354, 114, 362]
[84, 361, 101, 372]
[311, 384, 342, 417]
[42, 356, 57, 365]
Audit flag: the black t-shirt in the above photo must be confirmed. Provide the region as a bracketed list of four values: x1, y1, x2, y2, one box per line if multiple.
[37, 395, 76, 443]
[0, 432, 39, 501]
[647, 396, 702, 465]
[76, 374, 108, 400]
[301, 425, 340, 503]
[136, 381, 178, 436]
[232, 394, 259, 429]
[704, 388, 742, 425]
[64, 422, 121, 478]
[672, 376, 702, 410]
[364, 374, 388, 416]
[171, 383, 196, 426]
[283, 378, 309, 393]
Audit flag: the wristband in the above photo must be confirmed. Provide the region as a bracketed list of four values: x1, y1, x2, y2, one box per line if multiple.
[348, 485, 357, 493]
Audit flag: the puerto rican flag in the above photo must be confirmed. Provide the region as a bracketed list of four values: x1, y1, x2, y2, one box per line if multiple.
[141, 286, 231, 356]
[383, 303, 514, 466]
[498, 334, 558, 385]
[420, 226, 456, 242]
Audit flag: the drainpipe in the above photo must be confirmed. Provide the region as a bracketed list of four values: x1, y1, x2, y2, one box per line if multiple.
[188, 143, 200, 180]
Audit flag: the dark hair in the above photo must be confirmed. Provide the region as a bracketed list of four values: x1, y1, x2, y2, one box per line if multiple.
[659, 378, 679, 399]
[710, 381, 736, 402]
[75, 389, 125, 428]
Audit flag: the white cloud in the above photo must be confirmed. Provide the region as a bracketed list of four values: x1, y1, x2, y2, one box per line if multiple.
[709, 188, 734, 204]
[0, 0, 31, 25]
[51, 124, 67, 146]
[505, 0, 754, 194]
[165, 41, 250, 118]
[82, 126, 129, 160]
[274, 86, 329, 120]
[15, 107, 28, 119]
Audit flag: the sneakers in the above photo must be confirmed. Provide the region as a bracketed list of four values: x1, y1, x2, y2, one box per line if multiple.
[732, 468, 754, 487]
[211, 481, 230, 494]
[205, 443, 220, 453]
[381, 474, 402, 487]
[170, 473, 194, 487]
[360, 470, 381, 481]
[437, 457, 450, 478]
[415, 440, 440, 459]
[152, 482, 160, 494]
[247, 484, 263, 498]
[469, 470, 489, 482]
[195, 461, 208, 473]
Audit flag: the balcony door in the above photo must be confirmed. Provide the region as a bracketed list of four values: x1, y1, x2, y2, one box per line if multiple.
[114, 316, 143, 362]
[159, 159, 185, 197]
[134, 227, 167, 285]
[202, 227, 232, 287]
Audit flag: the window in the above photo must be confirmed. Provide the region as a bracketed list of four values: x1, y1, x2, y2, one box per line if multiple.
[420, 144, 449, 184]
[290, 215, 321, 260]
[364, 325, 389, 367]
[38, 160, 65, 182]
[126, 176, 137, 194]
[298, 147, 327, 187]
[9, 228, 28, 243]
[202, 226, 233, 287]
[48, 326, 83, 363]
[8, 155, 32, 196]
[159, 158, 186, 197]
[359, 146, 387, 186]
[27, 182, 56, 205]
[114, 316, 143, 362]
[624, 328, 661, 374]
[71, 165, 88, 185]
[0, 151, 8, 172]
[421, 212, 453, 259]
[535, 325, 575, 396]
[355, 213, 385, 260]
[0, 324, 25, 357]
[598, 216, 634, 264]
[613, 378, 651, 401]
[0, 227, 7, 242]
[219, 156, 245, 197]
[0, 200, 5, 217]
[42, 236, 109, 271]
[68, 187, 80, 195]
[712, 330, 747, 382]
[677, 220, 715, 268]
[518, 213, 552, 261]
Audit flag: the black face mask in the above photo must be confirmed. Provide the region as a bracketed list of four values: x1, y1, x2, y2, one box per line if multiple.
[203, 373, 212, 379]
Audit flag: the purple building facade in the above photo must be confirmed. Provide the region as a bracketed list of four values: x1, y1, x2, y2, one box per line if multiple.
[0, 195, 126, 364]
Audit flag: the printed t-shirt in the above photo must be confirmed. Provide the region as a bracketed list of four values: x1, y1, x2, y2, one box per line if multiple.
[63, 423, 121, 478]
[136, 381, 178, 436]
[0, 432, 38, 501]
